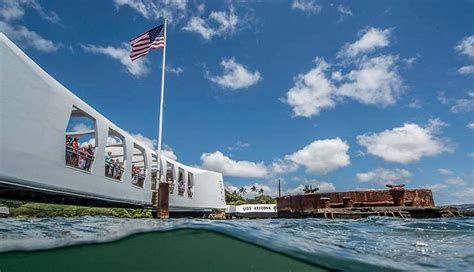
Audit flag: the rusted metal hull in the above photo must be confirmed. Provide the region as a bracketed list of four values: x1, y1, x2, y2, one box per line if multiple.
[276, 189, 440, 218]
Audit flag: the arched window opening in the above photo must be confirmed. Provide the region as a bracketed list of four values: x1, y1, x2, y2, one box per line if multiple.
[166, 162, 175, 194]
[105, 129, 125, 181]
[187, 172, 194, 198]
[131, 144, 146, 188]
[65, 106, 97, 171]
[178, 168, 185, 196]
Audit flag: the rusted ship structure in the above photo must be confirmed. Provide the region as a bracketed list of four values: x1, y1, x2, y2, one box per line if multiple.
[277, 184, 460, 219]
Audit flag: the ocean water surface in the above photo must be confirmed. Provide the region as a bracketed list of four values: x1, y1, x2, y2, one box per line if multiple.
[0, 216, 473, 271]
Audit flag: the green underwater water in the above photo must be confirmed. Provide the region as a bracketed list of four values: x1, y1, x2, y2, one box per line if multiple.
[0, 229, 325, 272]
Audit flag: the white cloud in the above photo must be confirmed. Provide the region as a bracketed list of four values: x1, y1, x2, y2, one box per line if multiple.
[0, 0, 60, 53]
[403, 57, 417, 66]
[291, 0, 322, 14]
[408, 99, 422, 109]
[285, 180, 336, 195]
[227, 140, 250, 151]
[225, 181, 286, 197]
[338, 28, 391, 58]
[79, 138, 96, 148]
[438, 91, 474, 114]
[313, 181, 336, 192]
[437, 92, 450, 104]
[284, 27, 404, 117]
[183, 17, 215, 40]
[468, 123, 474, 129]
[357, 119, 453, 163]
[285, 138, 350, 174]
[451, 188, 474, 203]
[224, 182, 239, 193]
[72, 123, 92, 132]
[424, 183, 448, 192]
[451, 99, 474, 113]
[209, 9, 239, 33]
[455, 35, 474, 77]
[337, 55, 403, 106]
[455, 35, 474, 59]
[208, 58, 261, 90]
[337, 5, 353, 16]
[183, 8, 239, 40]
[284, 58, 336, 117]
[284, 56, 403, 117]
[161, 147, 177, 161]
[114, 0, 187, 23]
[0, 0, 59, 23]
[270, 159, 299, 174]
[468, 152, 474, 158]
[165, 65, 183, 75]
[200, 151, 268, 178]
[129, 133, 177, 160]
[107, 136, 121, 145]
[356, 168, 412, 185]
[331, 70, 343, 81]
[247, 183, 277, 197]
[203, 137, 350, 178]
[458, 65, 474, 75]
[130, 133, 156, 149]
[0, 22, 59, 52]
[0, 0, 28, 21]
[446, 177, 465, 186]
[438, 168, 453, 175]
[80, 43, 150, 77]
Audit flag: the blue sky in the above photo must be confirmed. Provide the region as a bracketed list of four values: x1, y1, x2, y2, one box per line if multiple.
[1, 0, 473, 204]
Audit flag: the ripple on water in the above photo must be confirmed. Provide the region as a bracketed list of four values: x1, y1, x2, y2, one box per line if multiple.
[0, 216, 473, 271]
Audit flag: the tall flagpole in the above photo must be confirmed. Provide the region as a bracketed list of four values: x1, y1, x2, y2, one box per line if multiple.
[157, 19, 167, 183]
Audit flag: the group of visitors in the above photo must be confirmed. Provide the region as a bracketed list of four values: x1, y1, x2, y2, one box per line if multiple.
[105, 151, 123, 179]
[65, 136, 94, 171]
[131, 165, 145, 186]
[178, 172, 185, 196]
[166, 170, 175, 194]
[178, 181, 186, 196]
[164, 169, 194, 197]
[188, 184, 194, 198]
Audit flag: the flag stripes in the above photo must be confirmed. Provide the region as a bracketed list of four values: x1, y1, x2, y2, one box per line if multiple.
[129, 25, 165, 61]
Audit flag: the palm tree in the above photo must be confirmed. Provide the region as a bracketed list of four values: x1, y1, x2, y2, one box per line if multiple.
[250, 185, 257, 198]
[239, 187, 247, 197]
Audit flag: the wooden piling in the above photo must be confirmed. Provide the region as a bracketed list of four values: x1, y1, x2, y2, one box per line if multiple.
[155, 183, 169, 219]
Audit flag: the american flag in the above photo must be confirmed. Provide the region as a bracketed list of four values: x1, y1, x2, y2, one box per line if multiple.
[129, 25, 165, 61]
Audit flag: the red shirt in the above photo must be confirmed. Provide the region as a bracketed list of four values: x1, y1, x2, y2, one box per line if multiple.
[80, 147, 86, 159]
[72, 141, 79, 150]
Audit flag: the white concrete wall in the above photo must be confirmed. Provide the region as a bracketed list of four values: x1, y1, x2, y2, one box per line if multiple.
[0, 33, 226, 210]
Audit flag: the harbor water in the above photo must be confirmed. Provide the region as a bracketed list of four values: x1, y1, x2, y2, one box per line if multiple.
[0, 214, 473, 271]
